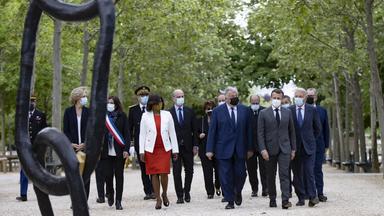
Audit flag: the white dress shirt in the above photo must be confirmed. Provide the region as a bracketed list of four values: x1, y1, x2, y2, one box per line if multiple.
[272, 105, 281, 120]
[226, 104, 237, 123]
[296, 105, 305, 120]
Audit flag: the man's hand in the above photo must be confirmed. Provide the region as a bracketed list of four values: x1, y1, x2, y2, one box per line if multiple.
[291, 151, 296, 160]
[193, 146, 199, 156]
[123, 151, 129, 159]
[261, 150, 269, 161]
[173, 153, 179, 161]
[206, 152, 214, 160]
[140, 153, 145, 163]
[247, 151, 254, 159]
[199, 133, 206, 139]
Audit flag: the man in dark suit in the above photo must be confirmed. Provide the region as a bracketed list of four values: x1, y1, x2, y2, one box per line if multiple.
[169, 89, 198, 204]
[307, 88, 329, 202]
[289, 88, 321, 207]
[128, 86, 155, 200]
[206, 86, 253, 209]
[16, 94, 47, 202]
[246, 95, 268, 197]
[258, 89, 296, 209]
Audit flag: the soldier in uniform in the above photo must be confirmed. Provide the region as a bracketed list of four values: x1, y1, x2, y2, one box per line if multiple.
[16, 94, 47, 201]
[128, 85, 155, 200]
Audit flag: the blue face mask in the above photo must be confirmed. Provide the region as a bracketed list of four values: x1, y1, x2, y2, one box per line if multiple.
[294, 97, 304, 107]
[140, 96, 149, 105]
[282, 104, 290, 109]
[80, 97, 88, 106]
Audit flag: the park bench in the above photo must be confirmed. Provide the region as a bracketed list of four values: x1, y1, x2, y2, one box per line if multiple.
[0, 157, 7, 173]
[342, 152, 355, 172]
[6, 155, 19, 172]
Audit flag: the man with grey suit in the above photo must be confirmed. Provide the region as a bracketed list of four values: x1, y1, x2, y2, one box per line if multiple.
[258, 89, 296, 209]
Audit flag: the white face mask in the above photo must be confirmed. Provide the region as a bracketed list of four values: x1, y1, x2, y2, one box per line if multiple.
[107, 103, 115, 112]
[140, 96, 149, 105]
[271, 99, 281, 108]
[295, 97, 304, 107]
[251, 104, 260, 111]
[176, 97, 184, 106]
[282, 104, 290, 109]
[80, 97, 88, 106]
[218, 101, 225, 106]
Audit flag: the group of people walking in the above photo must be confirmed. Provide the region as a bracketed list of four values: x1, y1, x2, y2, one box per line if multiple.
[17, 84, 329, 211]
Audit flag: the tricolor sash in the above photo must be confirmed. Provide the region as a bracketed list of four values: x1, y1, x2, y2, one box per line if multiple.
[105, 115, 125, 148]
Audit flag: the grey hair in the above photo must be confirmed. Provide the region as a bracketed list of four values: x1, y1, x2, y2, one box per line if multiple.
[307, 88, 317, 95]
[295, 87, 307, 96]
[249, 94, 260, 100]
[172, 89, 184, 97]
[224, 86, 238, 95]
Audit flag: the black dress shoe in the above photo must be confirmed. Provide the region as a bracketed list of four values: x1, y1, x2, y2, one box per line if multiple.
[318, 194, 328, 202]
[282, 201, 292, 209]
[16, 196, 27, 202]
[108, 195, 114, 207]
[96, 197, 105, 203]
[296, 200, 305, 206]
[144, 194, 152, 200]
[225, 201, 235, 209]
[269, 200, 277, 208]
[207, 194, 214, 199]
[215, 188, 221, 196]
[184, 193, 191, 203]
[251, 191, 258, 197]
[115, 200, 123, 210]
[176, 197, 184, 204]
[235, 193, 242, 206]
[150, 193, 156, 199]
[261, 192, 268, 197]
[221, 198, 228, 203]
[308, 198, 319, 207]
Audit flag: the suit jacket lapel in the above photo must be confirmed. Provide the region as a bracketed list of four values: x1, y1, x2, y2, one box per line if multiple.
[267, 107, 278, 127]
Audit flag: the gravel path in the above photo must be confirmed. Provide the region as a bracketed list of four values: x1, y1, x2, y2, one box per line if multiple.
[0, 165, 383, 216]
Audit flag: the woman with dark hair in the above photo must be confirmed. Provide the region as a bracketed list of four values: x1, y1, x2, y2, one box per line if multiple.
[197, 100, 221, 199]
[139, 94, 179, 209]
[100, 95, 130, 210]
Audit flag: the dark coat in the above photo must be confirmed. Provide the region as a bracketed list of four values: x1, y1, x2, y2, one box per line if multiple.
[250, 106, 265, 152]
[63, 106, 89, 144]
[29, 109, 48, 143]
[128, 104, 144, 154]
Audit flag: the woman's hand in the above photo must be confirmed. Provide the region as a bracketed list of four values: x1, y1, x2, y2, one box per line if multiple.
[140, 153, 145, 163]
[78, 143, 85, 151]
[72, 143, 79, 151]
[199, 133, 206, 139]
[123, 151, 129, 159]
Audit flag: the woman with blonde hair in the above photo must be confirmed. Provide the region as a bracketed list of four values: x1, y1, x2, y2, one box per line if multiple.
[63, 86, 90, 199]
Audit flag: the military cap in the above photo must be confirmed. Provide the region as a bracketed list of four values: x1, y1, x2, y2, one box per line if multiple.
[135, 85, 150, 95]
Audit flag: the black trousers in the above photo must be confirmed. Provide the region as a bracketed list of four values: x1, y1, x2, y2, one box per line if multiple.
[291, 155, 306, 200]
[172, 146, 194, 198]
[199, 153, 220, 196]
[139, 159, 153, 195]
[105, 156, 125, 201]
[246, 154, 268, 194]
[95, 160, 106, 199]
[265, 152, 291, 202]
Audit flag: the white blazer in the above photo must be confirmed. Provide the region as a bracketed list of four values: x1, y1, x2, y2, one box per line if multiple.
[139, 110, 179, 154]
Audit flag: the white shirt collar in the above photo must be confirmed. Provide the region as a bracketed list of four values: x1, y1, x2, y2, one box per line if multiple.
[296, 105, 305, 110]
[226, 103, 237, 111]
[175, 105, 183, 110]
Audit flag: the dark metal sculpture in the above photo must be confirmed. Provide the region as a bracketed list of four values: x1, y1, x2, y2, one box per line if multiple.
[15, 0, 115, 215]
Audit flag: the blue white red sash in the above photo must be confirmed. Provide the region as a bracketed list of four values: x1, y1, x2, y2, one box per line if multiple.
[105, 115, 125, 148]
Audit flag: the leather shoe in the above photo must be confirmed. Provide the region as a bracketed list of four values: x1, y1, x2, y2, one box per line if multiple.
[235, 193, 242, 206]
[225, 201, 235, 209]
[261, 192, 268, 197]
[143, 194, 152, 200]
[207, 194, 214, 199]
[282, 201, 292, 209]
[115, 200, 123, 210]
[221, 198, 227, 203]
[296, 200, 305, 206]
[184, 192, 191, 203]
[318, 194, 328, 202]
[269, 200, 277, 208]
[16, 196, 27, 202]
[215, 188, 221, 196]
[251, 191, 258, 197]
[176, 197, 184, 204]
[96, 197, 105, 203]
[308, 198, 319, 207]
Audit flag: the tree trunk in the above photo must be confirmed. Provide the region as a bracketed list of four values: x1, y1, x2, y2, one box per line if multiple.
[52, 20, 62, 130]
[0, 94, 5, 155]
[81, 22, 89, 86]
[117, 48, 126, 103]
[370, 79, 380, 172]
[332, 74, 341, 168]
[343, 74, 352, 165]
[364, 0, 384, 176]
[333, 72, 345, 165]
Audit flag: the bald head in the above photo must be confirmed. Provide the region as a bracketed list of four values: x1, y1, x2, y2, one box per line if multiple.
[249, 95, 260, 104]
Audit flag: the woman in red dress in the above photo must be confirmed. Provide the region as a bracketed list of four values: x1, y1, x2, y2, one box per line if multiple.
[139, 94, 179, 209]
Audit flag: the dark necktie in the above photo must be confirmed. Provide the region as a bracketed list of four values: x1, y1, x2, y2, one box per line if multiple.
[142, 106, 146, 113]
[231, 107, 236, 126]
[298, 107, 303, 127]
[178, 107, 184, 125]
[274, 108, 280, 126]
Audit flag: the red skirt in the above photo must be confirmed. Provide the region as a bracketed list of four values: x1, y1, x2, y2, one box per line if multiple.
[145, 142, 171, 175]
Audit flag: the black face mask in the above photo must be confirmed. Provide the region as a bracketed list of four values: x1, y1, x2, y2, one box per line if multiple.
[306, 97, 315, 105]
[29, 103, 35, 111]
[206, 109, 212, 116]
[230, 97, 239, 106]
